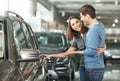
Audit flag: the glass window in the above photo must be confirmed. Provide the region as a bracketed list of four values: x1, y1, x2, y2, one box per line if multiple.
[47, 35, 64, 47]
[13, 22, 35, 58]
[35, 33, 65, 47]
[13, 22, 27, 48]
[22, 23, 33, 48]
[13, 22, 34, 71]
[13, 21, 28, 58]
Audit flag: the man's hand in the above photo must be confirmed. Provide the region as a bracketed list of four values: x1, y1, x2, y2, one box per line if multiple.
[97, 48, 104, 56]
[97, 44, 106, 56]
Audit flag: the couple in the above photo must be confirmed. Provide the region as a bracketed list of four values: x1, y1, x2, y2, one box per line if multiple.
[41, 4, 106, 81]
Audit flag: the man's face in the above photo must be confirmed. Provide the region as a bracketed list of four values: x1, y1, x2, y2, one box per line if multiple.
[80, 13, 89, 27]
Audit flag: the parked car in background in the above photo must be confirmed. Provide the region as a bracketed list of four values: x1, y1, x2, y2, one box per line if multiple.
[35, 32, 69, 53]
[35, 31, 75, 81]
[104, 41, 120, 63]
[0, 11, 49, 81]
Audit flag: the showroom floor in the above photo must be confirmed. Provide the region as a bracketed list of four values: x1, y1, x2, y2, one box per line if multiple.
[59, 62, 120, 81]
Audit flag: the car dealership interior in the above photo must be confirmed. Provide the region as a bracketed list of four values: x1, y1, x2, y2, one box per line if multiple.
[0, 0, 120, 81]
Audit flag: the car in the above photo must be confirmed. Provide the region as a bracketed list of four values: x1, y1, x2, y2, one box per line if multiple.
[34, 31, 75, 81]
[35, 32, 69, 54]
[104, 41, 120, 63]
[0, 11, 50, 81]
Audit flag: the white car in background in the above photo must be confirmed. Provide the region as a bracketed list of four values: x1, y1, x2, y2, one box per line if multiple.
[104, 41, 120, 63]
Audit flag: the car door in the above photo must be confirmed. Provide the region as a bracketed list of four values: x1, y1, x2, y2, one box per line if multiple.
[0, 17, 24, 81]
[12, 20, 47, 81]
[0, 11, 48, 81]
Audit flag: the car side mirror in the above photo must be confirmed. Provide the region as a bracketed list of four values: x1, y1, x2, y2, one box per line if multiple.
[17, 49, 41, 62]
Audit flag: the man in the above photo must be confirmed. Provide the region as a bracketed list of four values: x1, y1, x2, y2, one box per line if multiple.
[79, 4, 106, 81]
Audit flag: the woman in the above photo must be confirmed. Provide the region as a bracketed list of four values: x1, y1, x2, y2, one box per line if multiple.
[41, 16, 106, 81]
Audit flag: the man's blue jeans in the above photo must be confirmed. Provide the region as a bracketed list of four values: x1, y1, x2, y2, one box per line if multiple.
[85, 68, 105, 81]
[80, 66, 87, 81]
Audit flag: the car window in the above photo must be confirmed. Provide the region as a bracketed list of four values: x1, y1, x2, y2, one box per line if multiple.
[22, 23, 33, 48]
[0, 23, 4, 60]
[13, 21, 34, 72]
[47, 35, 64, 47]
[13, 21, 27, 50]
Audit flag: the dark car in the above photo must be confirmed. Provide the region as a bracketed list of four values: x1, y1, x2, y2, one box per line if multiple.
[0, 11, 50, 81]
[104, 41, 120, 63]
[35, 32, 69, 53]
[35, 32, 75, 81]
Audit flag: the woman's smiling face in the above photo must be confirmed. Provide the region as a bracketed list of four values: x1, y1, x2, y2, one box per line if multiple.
[70, 18, 82, 32]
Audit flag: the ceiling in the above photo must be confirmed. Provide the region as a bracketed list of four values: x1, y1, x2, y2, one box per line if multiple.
[45, 0, 120, 28]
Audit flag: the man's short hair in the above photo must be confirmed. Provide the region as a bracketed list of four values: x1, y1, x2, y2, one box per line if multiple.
[80, 4, 96, 19]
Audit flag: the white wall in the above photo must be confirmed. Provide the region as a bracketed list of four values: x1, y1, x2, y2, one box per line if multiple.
[0, 0, 9, 14]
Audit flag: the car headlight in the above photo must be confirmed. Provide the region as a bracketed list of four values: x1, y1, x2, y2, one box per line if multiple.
[104, 50, 111, 57]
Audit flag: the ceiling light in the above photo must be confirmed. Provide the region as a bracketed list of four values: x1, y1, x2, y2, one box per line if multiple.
[115, 0, 118, 5]
[112, 23, 115, 27]
[114, 19, 119, 23]
[114, 39, 117, 43]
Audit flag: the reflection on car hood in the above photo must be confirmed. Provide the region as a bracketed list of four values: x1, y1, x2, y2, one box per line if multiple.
[39, 46, 67, 54]
[107, 49, 120, 55]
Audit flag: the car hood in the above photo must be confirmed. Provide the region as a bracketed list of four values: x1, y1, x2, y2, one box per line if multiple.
[39, 46, 67, 54]
[107, 49, 120, 55]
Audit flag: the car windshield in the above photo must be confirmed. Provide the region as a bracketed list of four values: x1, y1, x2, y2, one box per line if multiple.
[35, 33, 65, 47]
[106, 42, 120, 49]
